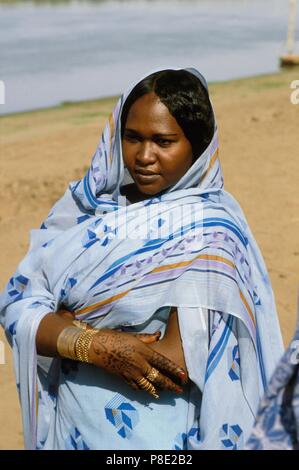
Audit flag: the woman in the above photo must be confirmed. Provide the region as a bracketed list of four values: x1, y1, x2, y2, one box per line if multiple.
[0, 67, 284, 450]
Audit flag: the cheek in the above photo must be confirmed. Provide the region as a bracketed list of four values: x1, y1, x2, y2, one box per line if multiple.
[162, 148, 193, 180]
[122, 142, 133, 167]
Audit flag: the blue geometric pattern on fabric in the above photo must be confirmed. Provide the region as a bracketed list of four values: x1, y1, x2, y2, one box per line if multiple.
[65, 426, 90, 450]
[173, 426, 201, 450]
[42, 239, 54, 248]
[105, 394, 139, 440]
[77, 214, 92, 224]
[8, 321, 17, 337]
[68, 278, 77, 288]
[82, 229, 100, 249]
[220, 423, 243, 450]
[28, 301, 45, 309]
[253, 290, 261, 306]
[228, 345, 240, 381]
[188, 426, 201, 442]
[101, 224, 117, 247]
[8, 275, 30, 301]
[173, 432, 187, 450]
[60, 277, 78, 300]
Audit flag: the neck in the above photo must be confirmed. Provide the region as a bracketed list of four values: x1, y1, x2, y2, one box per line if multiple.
[120, 183, 164, 204]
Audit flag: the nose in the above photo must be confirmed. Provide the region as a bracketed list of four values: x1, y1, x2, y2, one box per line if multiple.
[136, 141, 157, 165]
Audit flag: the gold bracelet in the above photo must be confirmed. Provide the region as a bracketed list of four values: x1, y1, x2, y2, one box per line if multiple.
[75, 328, 99, 363]
[57, 326, 81, 360]
[72, 320, 88, 330]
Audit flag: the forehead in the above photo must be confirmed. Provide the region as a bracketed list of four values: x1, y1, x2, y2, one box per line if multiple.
[125, 92, 183, 135]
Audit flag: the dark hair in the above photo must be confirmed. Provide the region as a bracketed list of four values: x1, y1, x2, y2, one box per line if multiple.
[121, 69, 215, 161]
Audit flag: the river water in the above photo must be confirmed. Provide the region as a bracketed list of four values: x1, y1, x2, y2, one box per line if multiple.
[0, 0, 295, 115]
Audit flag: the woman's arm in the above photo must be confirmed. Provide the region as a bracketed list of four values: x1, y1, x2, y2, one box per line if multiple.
[36, 310, 187, 394]
[36, 311, 75, 357]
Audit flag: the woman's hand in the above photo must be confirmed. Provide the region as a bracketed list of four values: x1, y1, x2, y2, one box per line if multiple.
[89, 328, 187, 397]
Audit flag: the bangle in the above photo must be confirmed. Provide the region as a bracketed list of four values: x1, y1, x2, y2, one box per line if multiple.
[57, 326, 81, 360]
[75, 329, 99, 363]
[72, 320, 88, 330]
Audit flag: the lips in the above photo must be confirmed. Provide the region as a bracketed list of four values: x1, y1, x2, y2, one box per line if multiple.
[135, 169, 159, 176]
[135, 171, 160, 184]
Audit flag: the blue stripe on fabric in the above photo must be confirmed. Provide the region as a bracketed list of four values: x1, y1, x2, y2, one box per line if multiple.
[202, 215, 245, 239]
[83, 169, 118, 208]
[208, 166, 220, 186]
[104, 148, 108, 172]
[90, 236, 239, 294]
[101, 134, 108, 173]
[256, 326, 267, 391]
[107, 217, 245, 273]
[89, 266, 122, 289]
[106, 241, 170, 271]
[169, 218, 246, 247]
[207, 315, 233, 369]
[92, 267, 238, 298]
[83, 170, 97, 209]
[91, 247, 230, 294]
[89, 216, 247, 291]
[205, 316, 234, 382]
[97, 215, 245, 279]
[203, 219, 247, 246]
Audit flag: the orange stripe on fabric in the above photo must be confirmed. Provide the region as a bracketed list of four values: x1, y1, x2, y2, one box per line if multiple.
[75, 254, 234, 316]
[152, 254, 235, 273]
[239, 289, 256, 326]
[75, 289, 131, 316]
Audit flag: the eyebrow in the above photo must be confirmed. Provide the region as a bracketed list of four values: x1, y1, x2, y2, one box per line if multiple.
[124, 128, 178, 137]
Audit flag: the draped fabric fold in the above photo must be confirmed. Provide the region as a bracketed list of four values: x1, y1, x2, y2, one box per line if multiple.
[246, 318, 299, 450]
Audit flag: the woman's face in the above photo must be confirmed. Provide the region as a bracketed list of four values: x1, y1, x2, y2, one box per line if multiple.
[122, 92, 193, 196]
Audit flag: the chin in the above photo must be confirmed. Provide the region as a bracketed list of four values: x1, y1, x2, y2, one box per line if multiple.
[137, 185, 161, 196]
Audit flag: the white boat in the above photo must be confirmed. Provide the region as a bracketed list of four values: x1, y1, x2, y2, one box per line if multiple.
[280, 0, 299, 66]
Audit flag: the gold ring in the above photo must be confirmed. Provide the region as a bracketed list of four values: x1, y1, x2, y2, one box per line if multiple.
[136, 377, 149, 388]
[146, 367, 159, 382]
[136, 377, 159, 399]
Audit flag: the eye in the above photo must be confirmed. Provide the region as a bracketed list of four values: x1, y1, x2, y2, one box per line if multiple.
[123, 134, 140, 143]
[156, 138, 173, 147]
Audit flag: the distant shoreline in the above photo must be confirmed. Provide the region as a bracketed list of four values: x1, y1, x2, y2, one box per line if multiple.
[0, 69, 295, 118]
[0, 0, 77, 4]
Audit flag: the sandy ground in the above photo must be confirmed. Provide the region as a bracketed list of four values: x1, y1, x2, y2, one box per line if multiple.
[0, 70, 298, 449]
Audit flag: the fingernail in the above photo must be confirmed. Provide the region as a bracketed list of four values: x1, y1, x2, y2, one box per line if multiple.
[178, 370, 186, 379]
[176, 387, 183, 394]
[153, 393, 160, 399]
